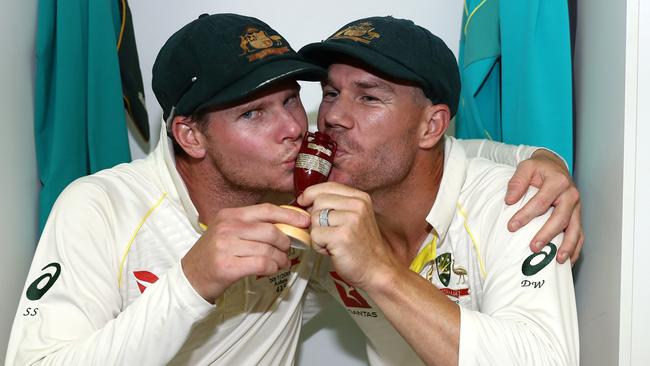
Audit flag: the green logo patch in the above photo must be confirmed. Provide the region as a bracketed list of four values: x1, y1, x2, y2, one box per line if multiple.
[436, 253, 452, 286]
[522, 243, 557, 276]
[26, 263, 61, 301]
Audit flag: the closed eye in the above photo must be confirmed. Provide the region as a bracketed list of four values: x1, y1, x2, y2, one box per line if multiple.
[361, 95, 380, 102]
[322, 89, 338, 100]
[284, 94, 297, 106]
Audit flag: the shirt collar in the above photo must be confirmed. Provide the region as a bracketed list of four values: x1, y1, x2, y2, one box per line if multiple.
[425, 136, 468, 243]
[152, 122, 202, 233]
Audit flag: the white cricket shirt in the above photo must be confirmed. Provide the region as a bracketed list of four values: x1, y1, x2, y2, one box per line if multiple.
[308, 136, 579, 365]
[5, 126, 315, 366]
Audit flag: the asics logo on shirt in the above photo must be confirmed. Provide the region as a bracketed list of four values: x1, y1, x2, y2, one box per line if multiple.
[133, 271, 159, 293]
[26, 263, 61, 301]
[521, 243, 557, 276]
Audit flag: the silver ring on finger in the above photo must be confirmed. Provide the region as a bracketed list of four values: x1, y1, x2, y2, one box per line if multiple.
[319, 208, 333, 227]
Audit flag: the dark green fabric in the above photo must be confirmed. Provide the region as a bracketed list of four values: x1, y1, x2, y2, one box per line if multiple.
[299, 16, 461, 116]
[118, 0, 149, 142]
[35, 0, 131, 230]
[152, 13, 326, 121]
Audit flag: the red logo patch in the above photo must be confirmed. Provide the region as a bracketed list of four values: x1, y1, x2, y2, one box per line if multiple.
[133, 271, 159, 294]
[329, 272, 371, 308]
[440, 287, 470, 298]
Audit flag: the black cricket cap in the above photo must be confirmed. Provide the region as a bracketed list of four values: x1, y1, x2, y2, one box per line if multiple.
[299, 16, 461, 116]
[152, 13, 326, 122]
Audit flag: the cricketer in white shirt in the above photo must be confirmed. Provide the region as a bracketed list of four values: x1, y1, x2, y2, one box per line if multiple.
[306, 136, 578, 366]
[6, 122, 557, 365]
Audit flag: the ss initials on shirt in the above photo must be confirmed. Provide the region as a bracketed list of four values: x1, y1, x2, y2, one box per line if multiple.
[22, 307, 39, 317]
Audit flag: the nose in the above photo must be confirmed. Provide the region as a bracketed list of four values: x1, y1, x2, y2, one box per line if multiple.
[318, 96, 352, 133]
[279, 108, 306, 143]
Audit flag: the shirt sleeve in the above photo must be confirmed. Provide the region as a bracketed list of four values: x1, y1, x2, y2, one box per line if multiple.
[4, 180, 214, 365]
[457, 139, 540, 166]
[457, 187, 579, 366]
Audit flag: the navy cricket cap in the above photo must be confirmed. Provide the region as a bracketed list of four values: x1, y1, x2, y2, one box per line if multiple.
[299, 16, 461, 116]
[152, 13, 326, 122]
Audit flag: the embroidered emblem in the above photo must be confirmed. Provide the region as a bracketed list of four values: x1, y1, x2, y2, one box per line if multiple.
[239, 27, 289, 61]
[330, 21, 380, 44]
[422, 254, 470, 301]
[451, 259, 467, 284]
[435, 253, 452, 287]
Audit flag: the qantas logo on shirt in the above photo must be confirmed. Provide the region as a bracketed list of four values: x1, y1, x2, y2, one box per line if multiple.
[133, 271, 159, 293]
[329, 272, 371, 308]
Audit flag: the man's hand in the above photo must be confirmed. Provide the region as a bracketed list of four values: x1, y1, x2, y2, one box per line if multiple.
[506, 149, 583, 264]
[298, 182, 397, 289]
[181, 204, 310, 304]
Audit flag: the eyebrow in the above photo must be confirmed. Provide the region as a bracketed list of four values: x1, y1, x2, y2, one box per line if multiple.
[353, 80, 395, 93]
[234, 99, 265, 112]
[232, 85, 301, 112]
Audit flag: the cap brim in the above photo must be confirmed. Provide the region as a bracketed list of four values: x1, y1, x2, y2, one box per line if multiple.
[299, 41, 426, 89]
[196, 58, 326, 111]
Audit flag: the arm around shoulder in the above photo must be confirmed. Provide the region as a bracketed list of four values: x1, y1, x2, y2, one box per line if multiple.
[459, 188, 579, 365]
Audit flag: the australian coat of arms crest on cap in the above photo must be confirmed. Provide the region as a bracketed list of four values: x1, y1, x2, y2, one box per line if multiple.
[330, 21, 380, 44]
[239, 27, 289, 62]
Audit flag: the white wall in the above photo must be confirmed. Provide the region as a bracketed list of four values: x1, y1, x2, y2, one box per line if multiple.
[127, 2, 462, 365]
[626, 0, 650, 364]
[573, 0, 625, 363]
[0, 0, 39, 361]
[573, 0, 650, 365]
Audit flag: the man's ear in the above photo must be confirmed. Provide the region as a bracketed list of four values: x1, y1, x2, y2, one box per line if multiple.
[171, 116, 207, 158]
[418, 104, 450, 149]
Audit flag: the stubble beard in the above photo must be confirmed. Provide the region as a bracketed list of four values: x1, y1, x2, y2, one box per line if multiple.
[337, 139, 416, 195]
[208, 146, 293, 199]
